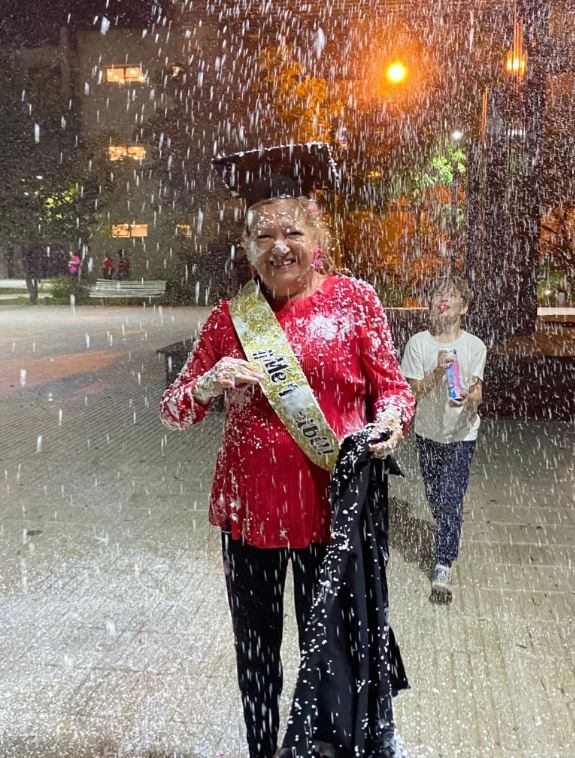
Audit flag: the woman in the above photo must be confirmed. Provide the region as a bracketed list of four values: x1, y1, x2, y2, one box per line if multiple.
[160, 194, 415, 757]
[67, 250, 81, 277]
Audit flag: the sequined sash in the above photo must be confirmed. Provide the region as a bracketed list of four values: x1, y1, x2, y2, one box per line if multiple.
[230, 280, 339, 472]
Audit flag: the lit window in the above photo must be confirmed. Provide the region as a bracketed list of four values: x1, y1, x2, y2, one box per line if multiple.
[105, 66, 146, 84]
[111, 224, 148, 238]
[106, 145, 147, 161]
[107, 146, 127, 161]
[127, 146, 146, 160]
[105, 67, 125, 84]
[111, 224, 130, 238]
[129, 224, 148, 238]
[176, 224, 192, 237]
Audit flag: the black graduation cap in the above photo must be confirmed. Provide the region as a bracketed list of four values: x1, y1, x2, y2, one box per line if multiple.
[212, 142, 338, 206]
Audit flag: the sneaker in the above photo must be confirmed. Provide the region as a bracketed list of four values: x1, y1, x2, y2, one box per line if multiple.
[430, 563, 453, 603]
[375, 728, 408, 757]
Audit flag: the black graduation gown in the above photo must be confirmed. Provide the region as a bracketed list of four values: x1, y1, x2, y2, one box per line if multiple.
[281, 428, 409, 757]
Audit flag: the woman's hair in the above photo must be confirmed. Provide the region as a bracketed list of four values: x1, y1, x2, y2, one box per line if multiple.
[241, 195, 335, 274]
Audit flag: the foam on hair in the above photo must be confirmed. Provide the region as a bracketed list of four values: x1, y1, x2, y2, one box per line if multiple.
[242, 195, 334, 274]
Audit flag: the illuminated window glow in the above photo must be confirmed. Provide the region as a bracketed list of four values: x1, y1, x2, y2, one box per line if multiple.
[111, 224, 130, 238]
[106, 145, 147, 161]
[176, 224, 192, 237]
[105, 66, 146, 84]
[129, 224, 148, 238]
[111, 224, 148, 238]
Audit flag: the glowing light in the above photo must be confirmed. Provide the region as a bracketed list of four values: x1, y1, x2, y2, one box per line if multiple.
[111, 223, 148, 238]
[505, 53, 526, 76]
[451, 130, 463, 142]
[105, 66, 146, 84]
[505, 10, 526, 78]
[385, 61, 408, 85]
[106, 145, 147, 161]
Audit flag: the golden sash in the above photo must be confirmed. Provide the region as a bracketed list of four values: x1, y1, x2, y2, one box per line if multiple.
[229, 280, 340, 472]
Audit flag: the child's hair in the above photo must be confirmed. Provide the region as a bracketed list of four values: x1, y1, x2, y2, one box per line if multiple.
[428, 274, 472, 306]
[242, 195, 334, 274]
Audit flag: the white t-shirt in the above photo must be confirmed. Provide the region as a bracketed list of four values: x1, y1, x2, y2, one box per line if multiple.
[400, 330, 487, 443]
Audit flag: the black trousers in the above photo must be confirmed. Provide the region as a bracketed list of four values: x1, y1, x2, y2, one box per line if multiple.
[222, 533, 327, 758]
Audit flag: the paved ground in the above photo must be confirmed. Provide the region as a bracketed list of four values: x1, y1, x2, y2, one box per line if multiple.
[0, 305, 574, 758]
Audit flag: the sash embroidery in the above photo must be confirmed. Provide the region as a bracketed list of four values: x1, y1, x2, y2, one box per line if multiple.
[229, 280, 340, 472]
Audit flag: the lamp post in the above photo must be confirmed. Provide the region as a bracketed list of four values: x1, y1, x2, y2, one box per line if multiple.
[450, 130, 463, 269]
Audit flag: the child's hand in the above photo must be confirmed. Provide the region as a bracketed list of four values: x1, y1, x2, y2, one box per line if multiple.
[448, 389, 468, 408]
[437, 350, 455, 370]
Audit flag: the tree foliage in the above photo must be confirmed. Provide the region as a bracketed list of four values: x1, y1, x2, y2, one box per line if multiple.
[257, 44, 343, 143]
[0, 53, 108, 254]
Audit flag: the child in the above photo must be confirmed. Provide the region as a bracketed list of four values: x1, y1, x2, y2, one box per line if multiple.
[400, 276, 487, 603]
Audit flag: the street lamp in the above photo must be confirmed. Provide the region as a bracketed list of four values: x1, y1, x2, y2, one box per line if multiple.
[450, 130, 464, 267]
[505, 5, 526, 79]
[506, 52, 527, 76]
[385, 61, 408, 85]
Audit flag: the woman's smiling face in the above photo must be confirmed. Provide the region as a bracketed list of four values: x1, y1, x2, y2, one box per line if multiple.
[246, 199, 317, 297]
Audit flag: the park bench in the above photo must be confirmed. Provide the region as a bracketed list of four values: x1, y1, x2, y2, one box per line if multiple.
[88, 279, 166, 303]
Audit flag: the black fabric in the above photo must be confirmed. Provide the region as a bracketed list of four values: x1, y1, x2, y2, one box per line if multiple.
[222, 534, 327, 758]
[281, 428, 409, 757]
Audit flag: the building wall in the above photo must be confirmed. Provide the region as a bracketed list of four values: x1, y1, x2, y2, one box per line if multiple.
[0, 11, 232, 296]
[76, 28, 183, 280]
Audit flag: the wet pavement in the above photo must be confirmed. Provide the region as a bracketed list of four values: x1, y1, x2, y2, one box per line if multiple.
[0, 305, 574, 757]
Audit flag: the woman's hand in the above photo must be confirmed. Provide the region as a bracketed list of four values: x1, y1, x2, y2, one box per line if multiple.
[369, 427, 404, 458]
[367, 408, 404, 458]
[193, 357, 264, 403]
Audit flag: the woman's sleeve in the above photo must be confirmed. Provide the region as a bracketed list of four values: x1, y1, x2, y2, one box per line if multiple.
[358, 285, 416, 432]
[160, 302, 227, 430]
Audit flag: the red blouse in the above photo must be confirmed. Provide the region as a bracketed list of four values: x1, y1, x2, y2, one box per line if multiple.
[160, 274, 415, 548]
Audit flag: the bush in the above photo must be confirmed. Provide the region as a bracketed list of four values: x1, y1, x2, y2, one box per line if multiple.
[49, 276, 91, 304]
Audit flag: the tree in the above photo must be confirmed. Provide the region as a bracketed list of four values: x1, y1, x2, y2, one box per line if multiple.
[342, 142, 467, 304]
[257, 43, 343, 143]
[540, 206, 575, 302]
[0, 52, 108, 301]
